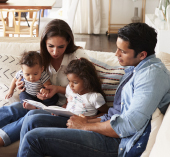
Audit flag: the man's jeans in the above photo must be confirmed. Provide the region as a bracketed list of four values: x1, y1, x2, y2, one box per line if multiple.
[0, 102, 28, 145]
[18, 110, 121, 157]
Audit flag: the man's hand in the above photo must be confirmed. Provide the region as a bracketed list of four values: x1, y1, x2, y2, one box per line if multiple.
[66, 115, 88, 130]
[23, 102, 37, 110]
[16, 76, 25, 92]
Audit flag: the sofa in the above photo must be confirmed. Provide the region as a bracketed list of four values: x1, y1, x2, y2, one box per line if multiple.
[0, 37, 170, 157]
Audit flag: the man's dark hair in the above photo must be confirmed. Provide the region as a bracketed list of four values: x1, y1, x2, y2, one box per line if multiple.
[118, 23, 157, 57]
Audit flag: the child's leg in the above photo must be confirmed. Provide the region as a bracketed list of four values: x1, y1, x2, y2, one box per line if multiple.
[19, 91, 36, 104]
[42, 93, 59, 106]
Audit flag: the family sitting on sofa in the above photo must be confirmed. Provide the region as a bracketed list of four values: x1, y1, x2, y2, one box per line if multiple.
[0, 19, 170, 157]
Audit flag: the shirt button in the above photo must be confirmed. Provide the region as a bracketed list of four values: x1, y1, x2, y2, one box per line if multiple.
[121, 102, 124, 105]
[119, 134, 122, 136]
[120, 148, 123, 151]
[133, 70, 135, 72]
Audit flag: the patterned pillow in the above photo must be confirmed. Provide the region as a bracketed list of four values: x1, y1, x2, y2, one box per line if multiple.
[89, 57, 125, 107]
[0, 54, 21, 107]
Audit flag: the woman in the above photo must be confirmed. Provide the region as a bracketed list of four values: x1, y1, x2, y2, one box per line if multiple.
[0, 19, 89, 147]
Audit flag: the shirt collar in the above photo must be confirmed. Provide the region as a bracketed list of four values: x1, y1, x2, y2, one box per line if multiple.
[125, 54, 156, 74]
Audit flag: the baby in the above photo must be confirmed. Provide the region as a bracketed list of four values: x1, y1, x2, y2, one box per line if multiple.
[5, 51, 58, 108]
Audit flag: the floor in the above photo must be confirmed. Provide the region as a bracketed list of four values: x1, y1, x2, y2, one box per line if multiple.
[74, 34, 117, 52]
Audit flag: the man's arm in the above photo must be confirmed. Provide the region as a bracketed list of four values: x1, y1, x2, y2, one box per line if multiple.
[67, 115, 120, 138]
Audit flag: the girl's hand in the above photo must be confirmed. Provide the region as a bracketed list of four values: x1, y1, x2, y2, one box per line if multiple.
[16, 76, 25, 92]
[23, 102, 37, 110]
[5, 91, 14, 99]
[37, 85, 58, 100]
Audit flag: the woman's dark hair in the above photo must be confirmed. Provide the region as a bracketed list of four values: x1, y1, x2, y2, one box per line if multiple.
[118, 22, 157, 57]
[19, 51, 43, 67]
[65, 58, 106, 101]
[40, 19, 80, 70]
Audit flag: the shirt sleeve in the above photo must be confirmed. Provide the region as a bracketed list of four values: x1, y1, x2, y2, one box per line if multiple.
[41, 71, 50, 84]
[110, 66, 170, 138]
[65, 85, 71, 98]
[89, 93, 106, 109]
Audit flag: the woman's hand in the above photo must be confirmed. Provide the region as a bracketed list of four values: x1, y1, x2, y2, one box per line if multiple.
[37, 85, 58, 100]
[16, 76, 25, 92]
[23, 102, 37, 110]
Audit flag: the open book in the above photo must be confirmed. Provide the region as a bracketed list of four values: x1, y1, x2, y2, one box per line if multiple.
[24, 99, 74, 117]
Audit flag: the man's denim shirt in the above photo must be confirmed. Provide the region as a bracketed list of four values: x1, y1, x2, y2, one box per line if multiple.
[108, 54, 170, 157]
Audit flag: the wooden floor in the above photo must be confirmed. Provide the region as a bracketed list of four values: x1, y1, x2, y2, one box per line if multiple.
[74, 34, 118, 52]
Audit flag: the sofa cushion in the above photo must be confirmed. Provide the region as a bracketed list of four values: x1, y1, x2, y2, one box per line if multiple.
[149, 104, 170, 157]
[0, 54, 21, 107]
[0, 37, 40, 56]
[0, 141, 19, 157]
[156, 52, 170, 71]
[89, 57, 124, 107]
[141, 108, 164, 157]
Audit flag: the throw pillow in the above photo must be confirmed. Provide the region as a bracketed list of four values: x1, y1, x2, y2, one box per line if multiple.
[0, 54, 21, 107]
[89, 57, 125, 107]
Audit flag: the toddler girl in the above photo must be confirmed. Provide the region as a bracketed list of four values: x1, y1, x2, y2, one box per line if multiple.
[64, 58, 108, 116]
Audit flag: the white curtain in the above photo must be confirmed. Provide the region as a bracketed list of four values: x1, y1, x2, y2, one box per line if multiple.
[72, 0, 101, 34]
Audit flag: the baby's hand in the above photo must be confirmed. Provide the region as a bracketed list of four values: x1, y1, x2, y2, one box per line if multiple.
[5, 91, 14, 99]
[40, 88, 49, 97]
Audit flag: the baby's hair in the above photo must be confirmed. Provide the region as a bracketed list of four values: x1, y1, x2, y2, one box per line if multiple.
[65, 58, 106, 100]
[19, 51, 43, 67]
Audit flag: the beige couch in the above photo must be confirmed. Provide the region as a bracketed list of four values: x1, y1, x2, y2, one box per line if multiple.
[0, 37, 170, 157]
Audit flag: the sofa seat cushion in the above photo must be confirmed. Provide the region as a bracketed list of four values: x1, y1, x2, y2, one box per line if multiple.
[0, 141, 19, 157]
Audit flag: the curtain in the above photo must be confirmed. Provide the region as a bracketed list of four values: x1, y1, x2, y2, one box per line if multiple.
[73, 0, 101, 34]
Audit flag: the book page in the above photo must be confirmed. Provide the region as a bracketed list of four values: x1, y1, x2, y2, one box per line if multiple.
[23, 99, 74, 117]
[44, 107, 74, 117]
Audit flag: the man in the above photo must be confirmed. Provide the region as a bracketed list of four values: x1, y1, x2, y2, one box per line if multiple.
[17, 23, 170, 157]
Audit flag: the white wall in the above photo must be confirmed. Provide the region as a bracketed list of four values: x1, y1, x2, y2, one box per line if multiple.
[101, 0, 160, 34]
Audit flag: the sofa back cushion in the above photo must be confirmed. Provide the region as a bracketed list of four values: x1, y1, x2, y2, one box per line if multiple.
[0, 54, 21, 107]
[149, 104, 170, 157]
[89, 56, 124, 107]
[156, 52, 170, 71]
